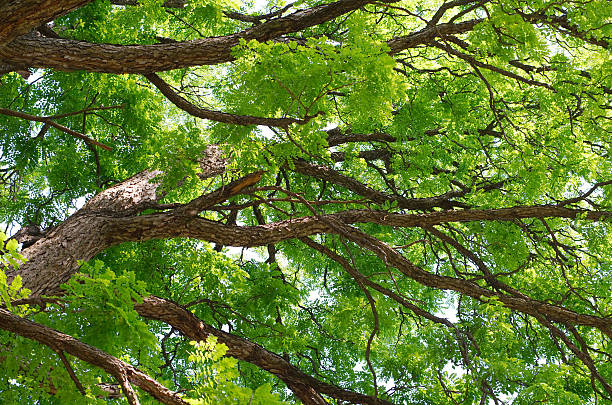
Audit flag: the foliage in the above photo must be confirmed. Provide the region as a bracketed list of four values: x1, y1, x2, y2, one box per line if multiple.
[1, 0, 611, 403]
[0, 231, 28, 313]
[186, 336, 288, 405]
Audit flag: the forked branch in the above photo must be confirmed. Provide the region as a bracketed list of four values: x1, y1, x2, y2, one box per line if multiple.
[0, 307, 188, 405]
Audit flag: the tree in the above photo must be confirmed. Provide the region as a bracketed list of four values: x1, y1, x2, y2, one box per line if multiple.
[0, 0, 610, 403]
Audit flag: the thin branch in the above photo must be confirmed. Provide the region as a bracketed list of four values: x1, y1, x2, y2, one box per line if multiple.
[557, 180, 612, 207]
[0, 108, 112, 151]
[110, 0, 186, 7]
[431, 40, 555, 90]
[428, 0, 484, 26]
[55, 350, 86, 396]
[312, 220, 612, 338]
[518, 11, 610, 49]
[47, 104, 124, 120]
[223, 2, 297, 24]
[145, 73, 323, 128]
[291, 159, 468, 210]
[339, 238, 380, 398]
[537, 315, 612, 396]
[175, 170, 265, 217]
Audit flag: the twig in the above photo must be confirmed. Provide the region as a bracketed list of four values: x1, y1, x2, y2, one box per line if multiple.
[47, 104, 124, 120]
[56, 350, 86, 395]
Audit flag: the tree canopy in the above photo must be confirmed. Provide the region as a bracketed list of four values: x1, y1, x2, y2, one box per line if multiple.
[0, 0, 611, 403]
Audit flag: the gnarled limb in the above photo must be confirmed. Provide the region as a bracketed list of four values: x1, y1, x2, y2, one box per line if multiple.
[0, 0, 397, 73]
[323, 220, 612, 338]
[0, 5, 482, 75]
[13, 165, 611, 298]
[0, 307, 189, 405]
[0, 0, 92, 46]
[136, 296, 394, 405]
[145, 73, 322, 128]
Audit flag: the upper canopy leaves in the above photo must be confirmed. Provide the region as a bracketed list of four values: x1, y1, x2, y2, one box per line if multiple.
[0, 0, 611, 403]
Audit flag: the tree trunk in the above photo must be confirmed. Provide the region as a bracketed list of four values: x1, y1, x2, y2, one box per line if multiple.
[9, 170, 163, 296]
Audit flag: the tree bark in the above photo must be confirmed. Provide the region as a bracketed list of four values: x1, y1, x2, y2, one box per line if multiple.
[0, 8, 478, 74]
[8, 170, 163, 297]
[0, 0, 388, 73]
[136, 296, 393, 405]
[0, 307, 189, 405]
[11, 166, 611, 298]
[0, 0, 93, 46]
[8, 167, 612, 402]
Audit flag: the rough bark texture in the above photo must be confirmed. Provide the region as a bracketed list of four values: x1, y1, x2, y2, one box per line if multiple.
[136, 296, 393, 405]
[12, 165, 610, 299]
[0, 0, 391, 73]
[6, 166, 611, 402]
[8, 170, 163, 297]
[8, 165, 610, 337]
[2, 0, 610, 401]
[0, 6, 478, 74]
[0, 0, 93, 45]
[0, 307, 189, 405]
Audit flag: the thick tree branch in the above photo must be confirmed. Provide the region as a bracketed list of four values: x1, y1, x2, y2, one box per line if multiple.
[326, 128, 397, 146]
[324, 220, 612, 338]
[0, 61, 31, 78]
[10, 170, 165, 296]
[0, 307, 189, 405]
[386, 19, 482, 54]
[105, 206, 612, 254]
[9, 168, 611, 342]
[0, 0, 93, 46]
[14, 167, 611, 298]
[0, 5, 482, 75]
[135, 296, 393, 405]
[0, 0, 397, 73]
[330, 148, 392, 163]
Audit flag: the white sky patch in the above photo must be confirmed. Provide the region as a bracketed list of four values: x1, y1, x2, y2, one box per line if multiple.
[67, 195, 88, 215]
[26, 69, 43, 84]
[307, 289, 320, 301]
[226, 245, 262, 261]
[442, 360, 466, 377]
[257, 125, 275, 139]
[436, 292, 459, 323]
